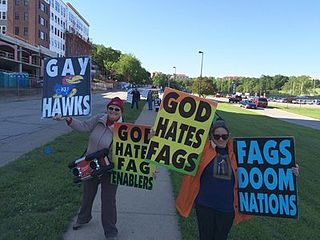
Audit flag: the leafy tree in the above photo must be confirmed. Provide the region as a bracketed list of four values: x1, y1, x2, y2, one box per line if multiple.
[91, 44, 121, 79]
[112, 54, 144, 85]
[152, 73, 169, 89]
[192, 77, 216, 97]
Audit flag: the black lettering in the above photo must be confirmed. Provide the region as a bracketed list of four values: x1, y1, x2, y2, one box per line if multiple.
[184, 126, 196, 146]
[123, 172, 128, 185]
[146, 141, 159, 159]
[195, 101, 211, 122]
[118, 125, 128, 141]
[144, 128, 151, 144]
[177, 124, 189, 143]
[133, 144, 141, 158]
[163, 92, 179, 113]
[131, 127, 142, 143]
[124, 144, 133, 158]
[179, 97, 196, 118]
[126, 159, 137, 172]
[172, 149, 187, 169]
[115, 142, 124, 156]
[184, 153, 198, 172]
[129, 174, 134, 186]
[147, 177, 153, 190]
[141, 145, 148, 159]
[164, 121, 178, 141]
[156, 117, 169, 138]
[192, 129, 205, 148]
[155, 144, 170, 165]
[117, 157, 125, 170]
[140, 161, 150, 174]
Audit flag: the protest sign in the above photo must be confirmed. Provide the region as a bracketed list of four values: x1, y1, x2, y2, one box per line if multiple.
[111, 123, 156, 190]
[41, 56, 91, 118]
[146, 88, 218, 176]
[234, 137, 298, 218]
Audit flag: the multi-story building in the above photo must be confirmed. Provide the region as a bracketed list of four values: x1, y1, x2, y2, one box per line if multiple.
[65, 2, 90, 56]
[0, 0, 7, 34]
[49, 0, 67, 57]
[0, 0, 91, 85]
[6, 0, 50, 48]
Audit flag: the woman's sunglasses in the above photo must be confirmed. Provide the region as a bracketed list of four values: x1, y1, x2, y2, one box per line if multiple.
[212, 134, 229, 140]
[108, 106, 121, 112]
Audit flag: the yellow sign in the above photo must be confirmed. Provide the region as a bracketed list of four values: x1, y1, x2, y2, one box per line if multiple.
[146, 88, 218, 175]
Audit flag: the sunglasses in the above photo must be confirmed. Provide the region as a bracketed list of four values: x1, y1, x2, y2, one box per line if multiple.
[212, 134, 229, 140]
[108, 106, 121, 112]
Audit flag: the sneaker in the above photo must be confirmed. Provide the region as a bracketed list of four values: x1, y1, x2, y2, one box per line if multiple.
[72, 221, 89, 230]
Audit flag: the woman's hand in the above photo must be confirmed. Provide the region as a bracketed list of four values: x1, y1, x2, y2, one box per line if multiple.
[52, 114, 66, 121]
[292, 164, 299, 176]
[53, 114, 72, 121]
[148, 128, 156, 140]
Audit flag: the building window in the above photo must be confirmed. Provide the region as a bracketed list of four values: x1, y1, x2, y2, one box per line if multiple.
[24, 0, 28, 5]
[1, 26, 6, 34]
[39, 16, 45, 26]
[40, 2, 45, 12]
[24, 27, 28, 36]
[2, 0, 7, 4]
[24, 12, 28, 21]
[15, 0, 20, 5]
[0, 11, 6, 20]
[39, 30, 45, 40]
[15, 12, 19, 20]
[15, 26, 19, 35]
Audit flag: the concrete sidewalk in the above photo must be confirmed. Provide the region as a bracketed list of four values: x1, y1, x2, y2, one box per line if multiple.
[63, 103, 182, 240]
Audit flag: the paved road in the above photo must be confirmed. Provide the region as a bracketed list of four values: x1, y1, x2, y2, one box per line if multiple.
[0, 91, 127, 167]
[209, 97, 320, 131]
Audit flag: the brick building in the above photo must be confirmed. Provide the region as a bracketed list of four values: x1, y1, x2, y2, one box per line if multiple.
[6, 0, 50, 48]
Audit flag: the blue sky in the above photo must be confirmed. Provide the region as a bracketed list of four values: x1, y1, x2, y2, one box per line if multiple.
[67, 0, 320, 78]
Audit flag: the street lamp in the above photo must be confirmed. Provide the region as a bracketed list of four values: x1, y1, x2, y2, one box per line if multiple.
[173, 66, 176, 84]
[198, 51, 204, 97]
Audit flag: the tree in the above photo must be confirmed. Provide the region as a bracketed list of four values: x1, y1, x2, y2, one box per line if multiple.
[192, 77, 216, 97]
[91, 44, 121, 79]
[152, 73, 169, 89]
[112, 54, 144, 85]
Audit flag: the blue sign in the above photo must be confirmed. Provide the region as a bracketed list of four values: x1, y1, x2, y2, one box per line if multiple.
[234, 137, 298, 219]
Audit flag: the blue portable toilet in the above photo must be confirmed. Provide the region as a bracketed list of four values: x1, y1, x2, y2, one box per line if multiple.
[3, 72, 9, 88]
[8, 73, 17, 88]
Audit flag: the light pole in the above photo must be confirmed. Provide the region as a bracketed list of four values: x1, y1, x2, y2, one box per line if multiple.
[173, 66, 176, 86]
[198, 51, 204, 97]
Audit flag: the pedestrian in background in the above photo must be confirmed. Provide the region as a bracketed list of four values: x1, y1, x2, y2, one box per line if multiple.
[147, 90, 153, 110]
[53, 97, 124, 240]
[131, 88, 140, 109]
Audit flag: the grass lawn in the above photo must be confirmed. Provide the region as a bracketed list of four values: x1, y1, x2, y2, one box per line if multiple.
[269, 104, 320, 120]
[172, 103, 320, 240]
[0, 100, 145, 240]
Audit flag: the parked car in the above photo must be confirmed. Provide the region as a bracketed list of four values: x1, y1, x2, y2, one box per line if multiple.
[228, 95, 242, 103]
[252, 97, 268, 108]
[239, 100, 257, 109]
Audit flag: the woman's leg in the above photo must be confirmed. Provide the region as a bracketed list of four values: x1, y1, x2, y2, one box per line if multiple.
[195, 204, 216, 240]
[101, 173, 118, 237]
[213, 210, 234, 240]
[76, 178, 99, 224]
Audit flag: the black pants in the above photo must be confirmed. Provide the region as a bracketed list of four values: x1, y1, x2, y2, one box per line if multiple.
[131, 100, 139, 109]
[77, 173, 118, 237]
[195, 204, 234, 240]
